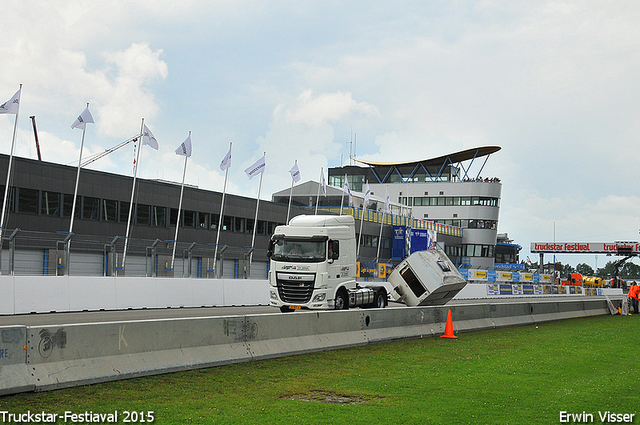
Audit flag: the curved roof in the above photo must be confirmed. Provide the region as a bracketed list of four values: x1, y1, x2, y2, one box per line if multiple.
[353, 146, 501, 167]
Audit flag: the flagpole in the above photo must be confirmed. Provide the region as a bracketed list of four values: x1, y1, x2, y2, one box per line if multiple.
[357, 180, 368, 257]
[171, 131, 189, 273]
[66, 102, 91, 275]
[315, 167, 322, 215]
[376, 186, 388, 263]
[249, 152, 265, 269]
[286, 160, 297, 223]
[69, 102, 90, 236]
[213, 141, 231, 278]
[0, 84, 21, 275]
[121, 118, 145, 271]
[340, 173, 346, 215]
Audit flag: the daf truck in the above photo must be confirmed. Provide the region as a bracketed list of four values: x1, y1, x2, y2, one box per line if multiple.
[268, 215, 388, 312]
[268, 214, 467, 311]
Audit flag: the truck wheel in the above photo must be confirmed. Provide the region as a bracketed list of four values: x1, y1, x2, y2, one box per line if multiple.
[334, 289, 349, 310]
[374, 291, 387, 308]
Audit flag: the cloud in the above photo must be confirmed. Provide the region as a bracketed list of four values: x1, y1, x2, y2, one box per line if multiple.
[96, 43, 169, 137]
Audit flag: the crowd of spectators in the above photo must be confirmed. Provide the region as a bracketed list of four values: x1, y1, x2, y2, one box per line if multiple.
[463, 176, 501, 182]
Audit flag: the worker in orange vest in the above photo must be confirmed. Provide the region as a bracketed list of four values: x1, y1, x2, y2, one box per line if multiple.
[628, 281, 640, 314]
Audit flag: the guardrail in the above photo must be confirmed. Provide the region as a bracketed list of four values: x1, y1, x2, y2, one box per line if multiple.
[0, 297, 616, 396]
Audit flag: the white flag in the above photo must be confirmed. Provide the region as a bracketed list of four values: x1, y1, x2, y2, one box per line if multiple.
[289, 162, 301, 183]
[244, 155, 266, 180]
[175, 134, 192, 157]
[142, 124, 159, 150]
[71, 106, 94, 130]
[344, 176, 352, 204]
[385, 189, 390, 213]
[0, 88, 21, 115]
[364, 181, 371, 205]
[220, 145, 232, 170]
[320, 168, 327, 197]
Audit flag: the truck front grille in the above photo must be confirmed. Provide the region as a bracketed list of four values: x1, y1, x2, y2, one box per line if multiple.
[277, 273, 315, 304]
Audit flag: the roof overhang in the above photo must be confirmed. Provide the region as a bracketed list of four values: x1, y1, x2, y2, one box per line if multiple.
[352, 146, 501, 167]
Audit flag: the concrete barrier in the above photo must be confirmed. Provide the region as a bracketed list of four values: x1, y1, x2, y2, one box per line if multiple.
[0, 276, 269, 315]
[0, 297, 619, 396]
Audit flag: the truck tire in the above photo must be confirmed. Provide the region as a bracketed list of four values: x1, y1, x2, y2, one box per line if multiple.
[374, 290, 387, 308]
[334, 289, 349, 310]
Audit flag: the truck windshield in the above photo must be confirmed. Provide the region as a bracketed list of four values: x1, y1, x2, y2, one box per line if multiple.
[272, 238, 326, 262]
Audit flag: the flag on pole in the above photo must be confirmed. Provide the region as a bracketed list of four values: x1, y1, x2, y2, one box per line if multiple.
[385, 189, 390, 213]
[364, 181, 371, 205]
[71, 106, 94, 130]
[142, 124, 159, 150]
[289, 162, 301, 183]
[0, 88, 21, 115]
[344, 176, 352, 204]
[220, 144, 232, 170]
[245, 155, 266, 180]
[320, 168, 327, 197]
[175, 134, 192, 157]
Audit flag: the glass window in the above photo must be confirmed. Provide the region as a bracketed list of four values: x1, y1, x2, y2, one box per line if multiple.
[62, 194, 80, 218]
[210, 214, 219, 230]
[246, 218, 254, 234]
[169, 208, 178, 226]
[257, 220, 267, 235]
[136, 204, 151, 226]
[272, 237, 326, 262]
[234, 217, 245, 233]
[223, 215, 232, 231]
[17, 188, 38, 214]
[82, 196, 100, 220]
[183, 210, 195, 227]
[152, 206, 166, 227]
[120, 201, 130, 223]
[197, 212, 208, 229]
[103, 199, 118, 222]
[41, 191, 60, 216]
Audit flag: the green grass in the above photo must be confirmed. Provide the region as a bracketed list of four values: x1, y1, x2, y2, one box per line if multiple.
[1, 315, 638, 424]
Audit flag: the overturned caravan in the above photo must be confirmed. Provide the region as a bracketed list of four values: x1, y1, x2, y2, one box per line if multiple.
[388, 249, 467, 307]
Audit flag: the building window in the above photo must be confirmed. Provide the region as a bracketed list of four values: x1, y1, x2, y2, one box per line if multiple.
[234, 217, 245, 233]
[152, 206, 166, 227]
[103, 199, 118, 222]
[120, 201, 130, 223]
[136, 204, 151, 226]
[16, 188, 38, 214]
[41, 191, 60, 216]
[223, 215, 232, 231]
[82, 196, 100, 220]
[197, 212, 209, 229]
[210, 214, 219, 230]
[62, 194, 80, 218]
[183, 210, 196, 227]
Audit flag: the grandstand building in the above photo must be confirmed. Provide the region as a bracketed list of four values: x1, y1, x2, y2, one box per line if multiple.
[327, 146, 502, 269]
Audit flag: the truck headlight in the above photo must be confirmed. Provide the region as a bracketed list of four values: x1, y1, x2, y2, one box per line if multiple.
[312, 293, 326, 302]
[270, 290, 278, 300]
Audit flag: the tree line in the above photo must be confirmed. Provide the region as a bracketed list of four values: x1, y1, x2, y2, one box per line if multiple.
[525, 260, 640, 280]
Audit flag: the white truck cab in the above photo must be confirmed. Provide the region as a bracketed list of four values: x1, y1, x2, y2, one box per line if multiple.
[268, 215, 387, 312]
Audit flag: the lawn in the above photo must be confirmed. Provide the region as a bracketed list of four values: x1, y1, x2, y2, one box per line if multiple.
[1, 314, 637, 424]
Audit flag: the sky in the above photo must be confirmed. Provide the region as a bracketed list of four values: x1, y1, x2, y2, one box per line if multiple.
[1, 0, 640, 270]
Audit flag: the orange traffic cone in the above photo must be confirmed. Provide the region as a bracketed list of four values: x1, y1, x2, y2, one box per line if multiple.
[441, 309, 457, 339]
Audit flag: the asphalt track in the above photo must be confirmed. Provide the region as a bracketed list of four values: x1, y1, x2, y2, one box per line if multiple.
[0, 296, 595, 327]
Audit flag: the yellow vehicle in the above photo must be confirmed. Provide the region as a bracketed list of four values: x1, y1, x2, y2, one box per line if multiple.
[582, 276, 605, 288]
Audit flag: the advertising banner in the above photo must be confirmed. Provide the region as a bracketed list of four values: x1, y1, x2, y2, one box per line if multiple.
[531, 242, 640, 254]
